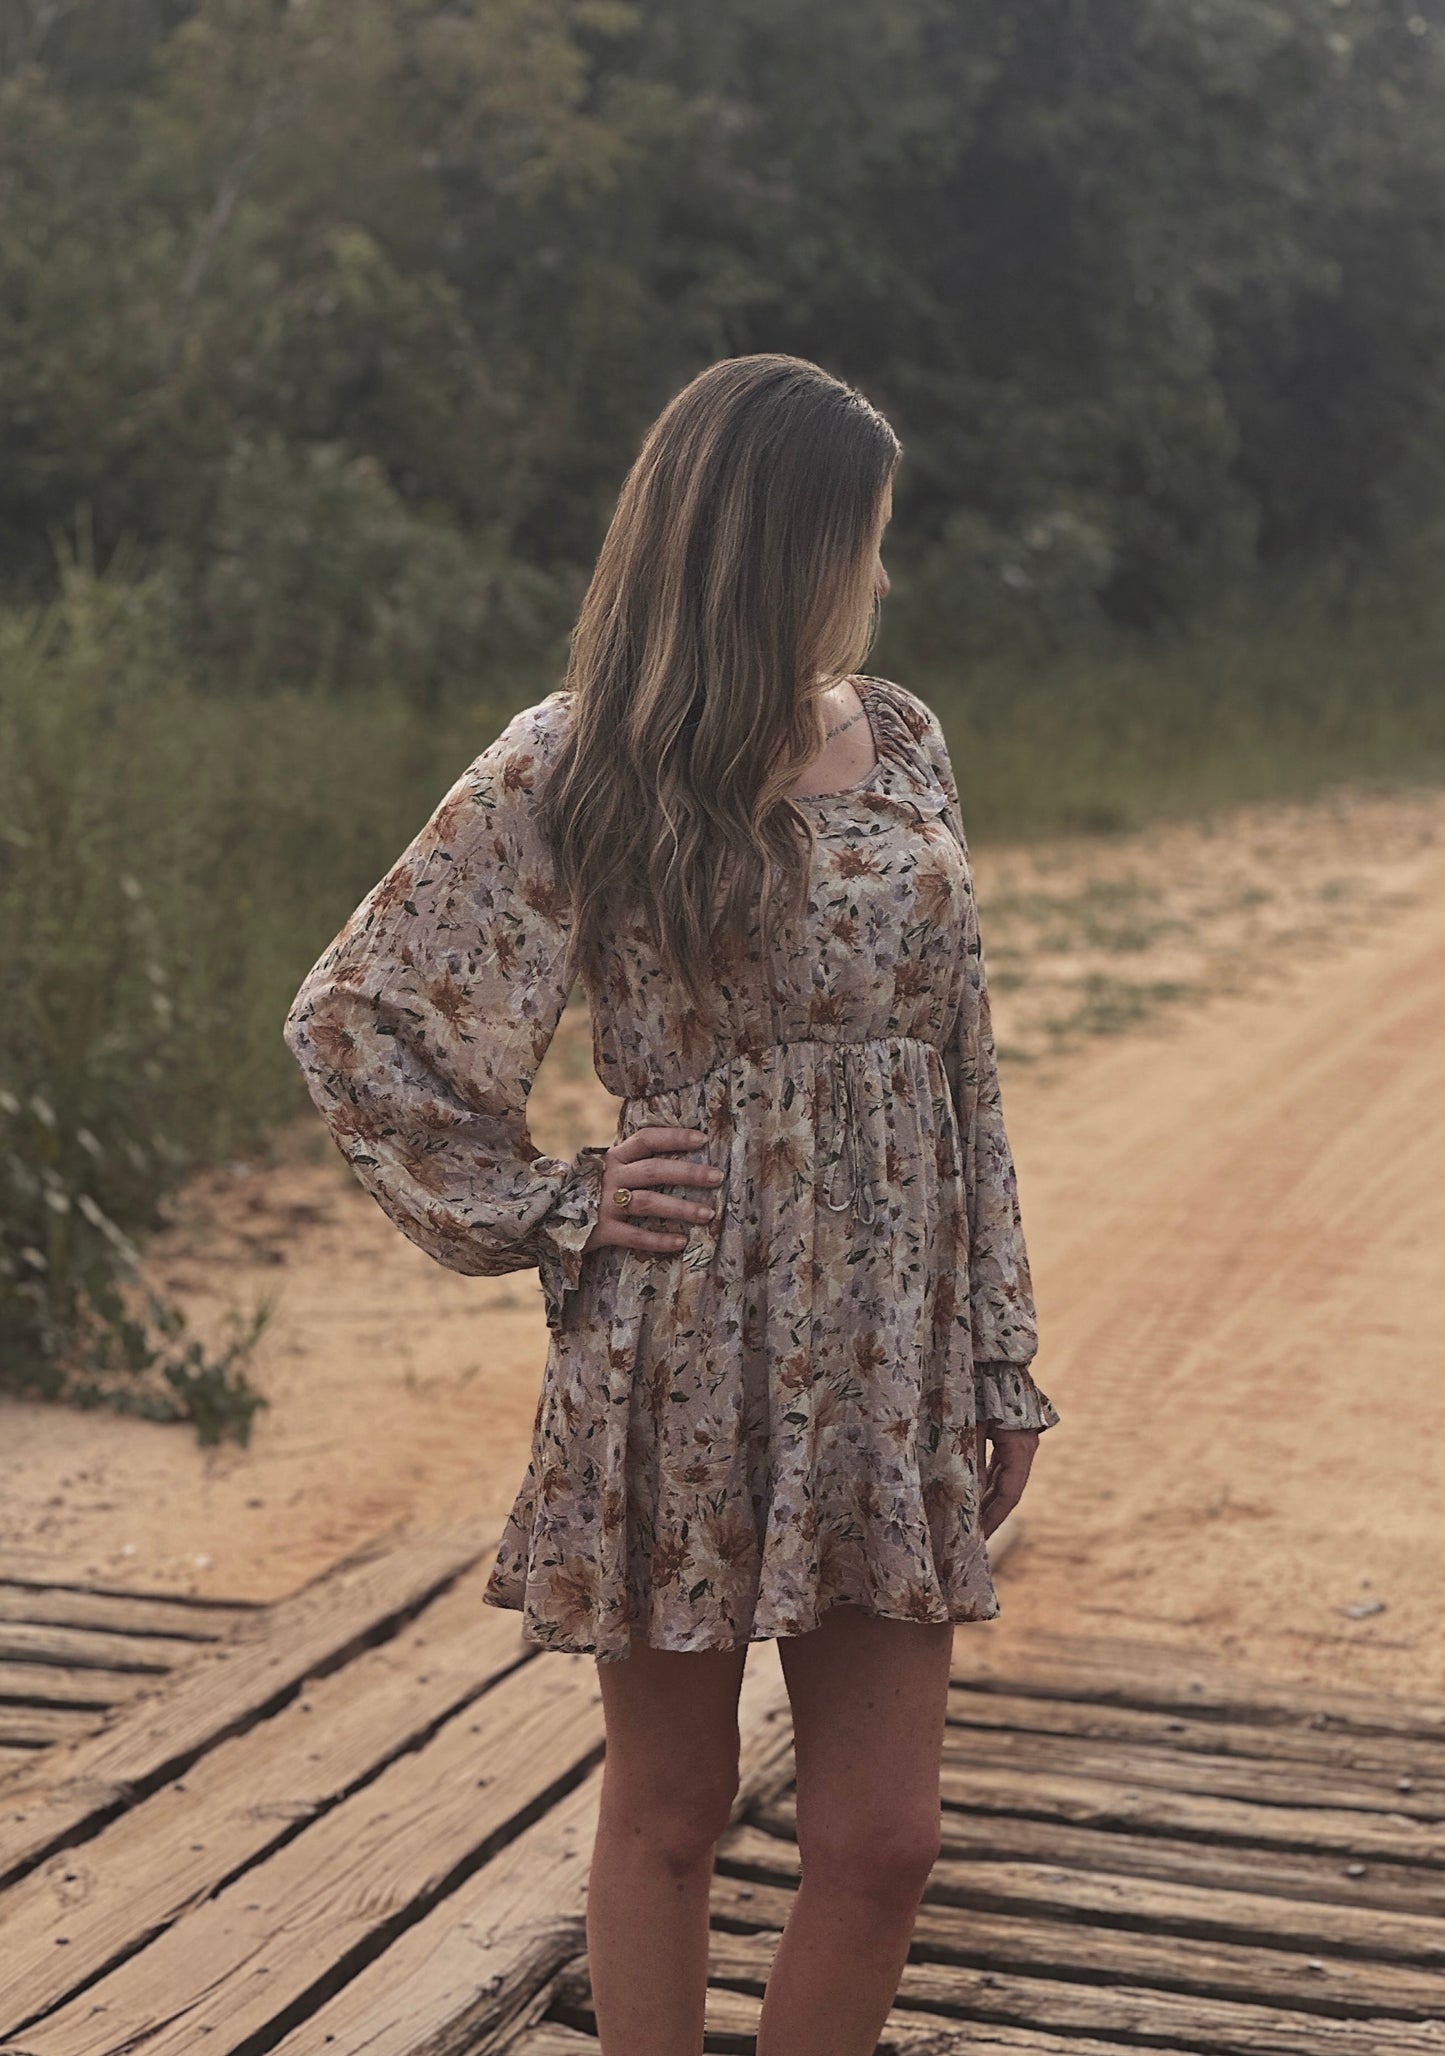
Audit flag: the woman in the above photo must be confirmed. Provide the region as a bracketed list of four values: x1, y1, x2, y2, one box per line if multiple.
[284, 353, 1059, 2056]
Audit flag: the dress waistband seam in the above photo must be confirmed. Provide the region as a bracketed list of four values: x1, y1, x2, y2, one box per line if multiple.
[622, 1032, 944, 1104]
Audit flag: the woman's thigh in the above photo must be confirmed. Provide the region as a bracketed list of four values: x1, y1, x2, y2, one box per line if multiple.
[779, 1604, 954, 1880]
[595, 1628, 752, 1840]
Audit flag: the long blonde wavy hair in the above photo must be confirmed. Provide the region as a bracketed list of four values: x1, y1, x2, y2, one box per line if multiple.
[541, 353, 901, 1011]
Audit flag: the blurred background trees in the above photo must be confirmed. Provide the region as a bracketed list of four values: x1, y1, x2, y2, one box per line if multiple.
[6, 0, 1445, 677]
[3, 0, 1444, 1417]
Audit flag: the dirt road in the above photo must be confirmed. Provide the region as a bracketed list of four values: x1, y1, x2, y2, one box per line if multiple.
[993, 836, 1445, 1693]
[2, 787, 1441, 1696]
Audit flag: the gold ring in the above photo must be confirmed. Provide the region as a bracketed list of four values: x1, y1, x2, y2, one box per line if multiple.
[612, 1187, 633, 1211]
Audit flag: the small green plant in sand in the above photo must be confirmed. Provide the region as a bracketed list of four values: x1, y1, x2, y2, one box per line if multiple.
[1044, 975, 1197, 1044]
[0, 1087, 273, 1446]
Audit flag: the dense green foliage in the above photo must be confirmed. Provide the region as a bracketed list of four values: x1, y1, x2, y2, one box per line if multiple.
[5, 0, 1445, 679]
[3, 0, 1444, 1424]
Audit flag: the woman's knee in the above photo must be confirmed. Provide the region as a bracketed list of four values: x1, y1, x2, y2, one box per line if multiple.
[797, 1805, 942, 1905]
[600, 1757, 740, 1872]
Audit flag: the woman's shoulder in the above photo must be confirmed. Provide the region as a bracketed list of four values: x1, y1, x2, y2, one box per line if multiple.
[460, 689, 575, 796]
[858, 673, 946, 744]
[487, 687, 575, 758]
[402, 695, 573, 864]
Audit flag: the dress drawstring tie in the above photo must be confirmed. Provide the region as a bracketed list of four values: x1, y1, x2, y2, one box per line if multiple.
[822, 1044, 878, 1224]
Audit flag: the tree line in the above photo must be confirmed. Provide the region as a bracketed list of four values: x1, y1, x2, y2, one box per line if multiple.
[3, 0, 1444, 697]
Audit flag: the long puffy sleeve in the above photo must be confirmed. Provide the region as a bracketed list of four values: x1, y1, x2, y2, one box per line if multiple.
[920, 703, 1060, 1436]
[282, 695, 609, 1335]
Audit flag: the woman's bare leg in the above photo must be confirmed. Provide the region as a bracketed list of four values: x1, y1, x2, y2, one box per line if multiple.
[587, 1628, 750, 2056]
[756, 1604, 955, 2056]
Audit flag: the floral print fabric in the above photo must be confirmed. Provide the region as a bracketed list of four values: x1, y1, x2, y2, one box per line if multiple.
[283, 674, 1059, 1663]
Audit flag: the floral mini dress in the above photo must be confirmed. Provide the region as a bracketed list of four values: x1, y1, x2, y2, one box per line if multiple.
[283, 674, 1059, 1663]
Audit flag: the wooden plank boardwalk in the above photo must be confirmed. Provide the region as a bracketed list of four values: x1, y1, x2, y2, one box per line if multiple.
[0, 1572, 264, 1779]
[2, 1517, 1442, 2055]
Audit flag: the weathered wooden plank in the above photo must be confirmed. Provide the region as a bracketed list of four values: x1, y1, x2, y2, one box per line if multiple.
[0, 1664, 154, 1712]
[509, 2024, 1211, 2056]
[947, 1686, 1445, 1785]
[717, 1821, 1445, 1965]
[0, 1583, 255, 1642]
[951, 1630, 1445, 1742]
[0, 1555, 104, 1585]
[707, 1869, 1445, 2018]
[0, 1515, 497, 1883]
[0, 1571, 542, 2034]
[940, 1725, 1445, 1819]
[933, 1762, 1445, 1865]
[757, 1793, 1445, 1916]
[0, 1623, 197, 1674]
[266, 1767, 604, 2056]
[699, 1978, 778, 2045]
[701, 1928, 1445, 2053]
[693, 1991, 1208, 2056]
[260, 1640, 794, 2056]
[547, 1957, 1206, 2055]
[505, 2031, 603, 2056]
[1, 1651, 606, 2056]
[0, 1707, 103, 1751]
[848, 2030, 1203, 2056]
[893, 2038, 1196, 2056]
[732, 1637, 796, 1809]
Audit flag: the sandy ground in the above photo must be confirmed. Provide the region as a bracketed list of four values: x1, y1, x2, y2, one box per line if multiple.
[2, 782, 1442, 1697]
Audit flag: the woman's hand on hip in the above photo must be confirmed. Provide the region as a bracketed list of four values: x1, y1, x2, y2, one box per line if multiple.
[582, 1125, 724, 1255]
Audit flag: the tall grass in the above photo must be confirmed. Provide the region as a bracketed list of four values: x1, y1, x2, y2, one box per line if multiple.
[0, 553, 496, 1433]
[891, 579, 1445, 840]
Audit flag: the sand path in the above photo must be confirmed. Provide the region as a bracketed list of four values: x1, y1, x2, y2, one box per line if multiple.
[989, 841, 1445, 1692]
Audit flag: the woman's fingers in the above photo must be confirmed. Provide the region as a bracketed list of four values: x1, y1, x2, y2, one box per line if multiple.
[587, 1126, 724, 1253]
[609, 1128, 724, 1222]
[588, 1197, 695, 1254]
[978, 1424, 1038, 1538]
[612, 1125, 709, 1162]
[627, 1148, 723, 1188]
[624, 1162, 724, 1221]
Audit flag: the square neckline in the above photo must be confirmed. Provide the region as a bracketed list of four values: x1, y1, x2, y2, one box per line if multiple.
[787, 677, 886, 803]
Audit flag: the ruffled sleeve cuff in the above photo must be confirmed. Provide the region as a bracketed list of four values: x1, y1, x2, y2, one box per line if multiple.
[534, 1143, 612, 1334]
[975, 1360, 1060, 1434]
